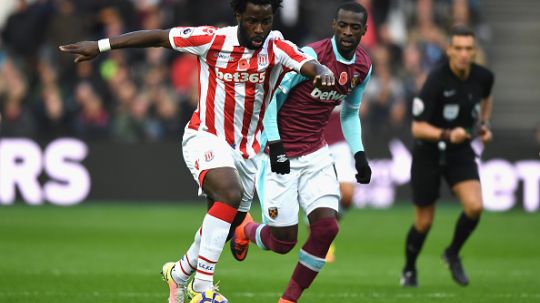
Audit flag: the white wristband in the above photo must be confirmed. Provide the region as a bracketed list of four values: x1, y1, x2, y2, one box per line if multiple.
[98, 38, 111, 52]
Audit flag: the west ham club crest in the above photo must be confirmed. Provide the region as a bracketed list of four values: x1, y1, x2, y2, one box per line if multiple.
[350, 73, 360, 89]
[268, 207, 278, 219]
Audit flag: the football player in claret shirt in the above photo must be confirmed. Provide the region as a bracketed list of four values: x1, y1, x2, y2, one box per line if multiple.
[230, 3, 372, 302]
[400, 25, 495, 288]
[60, 1, 335, 302]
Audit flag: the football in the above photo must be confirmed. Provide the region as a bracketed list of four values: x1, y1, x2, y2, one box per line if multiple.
[189, 290, 229, 303]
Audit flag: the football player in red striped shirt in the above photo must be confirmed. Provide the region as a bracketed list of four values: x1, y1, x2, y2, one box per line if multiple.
[60, 1, 335, 302]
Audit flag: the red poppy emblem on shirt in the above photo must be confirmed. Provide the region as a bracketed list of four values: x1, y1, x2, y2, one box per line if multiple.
[238, 58, 249, 70]
[339, 71, 348, 85]
[204, 151, 214, 162]
[201, 27, 215, 35]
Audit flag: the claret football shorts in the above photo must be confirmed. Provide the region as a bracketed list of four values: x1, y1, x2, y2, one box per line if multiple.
[182, 128, 261, 212]
[256, 145, 340, 227]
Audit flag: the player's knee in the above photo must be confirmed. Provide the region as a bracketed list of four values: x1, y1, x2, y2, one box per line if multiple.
[269, 234, 297, 254]
[214, 187, 243, 208]
[465, 203, 483, 218]
[415, 207, 434, 232]
[415, 219, 432, 233]
[310, 217, 339, 243]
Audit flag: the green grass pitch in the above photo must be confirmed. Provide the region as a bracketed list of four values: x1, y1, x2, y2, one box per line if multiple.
[1, 202, 539, 303]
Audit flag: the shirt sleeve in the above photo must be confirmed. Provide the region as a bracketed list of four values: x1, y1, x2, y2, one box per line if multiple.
[276, 46, 314, 95]
[482, 70, 495, 98]
[340, 65, 372, 154]
[413, 71, 440, 121]
[169, 26, 216, 56]
[263, 71, 308, 143]
[273, 38, 313, 73]
[262, 45, 314, 144]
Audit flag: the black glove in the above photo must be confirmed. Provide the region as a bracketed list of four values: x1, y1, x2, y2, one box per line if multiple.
[354, 151, 371, 184]
[268, 140, 290, 174]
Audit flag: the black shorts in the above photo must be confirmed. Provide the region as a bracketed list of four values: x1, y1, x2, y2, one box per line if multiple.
[411, 142, 479, 206]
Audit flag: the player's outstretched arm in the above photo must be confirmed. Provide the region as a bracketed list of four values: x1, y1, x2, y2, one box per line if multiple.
[59, 29, 170, 63]
[299, 61, 335, 89]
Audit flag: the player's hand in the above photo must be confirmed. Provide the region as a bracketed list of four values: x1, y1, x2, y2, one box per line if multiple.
[59, 41, 100, 63]
[450, 127, 471, 144]
[268, 140, 290, 174]
[354, 151, 371, 184]
[479, 125, 492, 143]
[312, 66, 335, 90]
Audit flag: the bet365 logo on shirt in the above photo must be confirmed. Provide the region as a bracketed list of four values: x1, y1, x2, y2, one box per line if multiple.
[216, 68, 266, 84]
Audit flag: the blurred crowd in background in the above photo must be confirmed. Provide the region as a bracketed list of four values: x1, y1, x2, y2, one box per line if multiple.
[0, 0, 491, 143]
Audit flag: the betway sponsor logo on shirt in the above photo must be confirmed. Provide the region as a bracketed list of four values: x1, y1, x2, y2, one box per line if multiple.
[310, 87, 347, 102]
[215, 68, 266, 84]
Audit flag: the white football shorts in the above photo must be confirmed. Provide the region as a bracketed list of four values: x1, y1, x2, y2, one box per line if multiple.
[256, 145, 340, 227]
[328, 141, 356, 183]
[182, 128, 260, 212]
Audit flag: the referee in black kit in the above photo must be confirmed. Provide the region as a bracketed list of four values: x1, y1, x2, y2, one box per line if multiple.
[400, 25, 495, 287]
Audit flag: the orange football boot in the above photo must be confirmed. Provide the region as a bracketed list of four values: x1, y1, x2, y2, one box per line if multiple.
[230, 213, 253, 261]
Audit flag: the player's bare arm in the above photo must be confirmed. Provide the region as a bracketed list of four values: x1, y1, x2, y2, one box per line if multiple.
[58, 29, 170, 63]
[479, 96, 493, 143]
[412, 121, 470, 144]
[300, 60, 335, 89]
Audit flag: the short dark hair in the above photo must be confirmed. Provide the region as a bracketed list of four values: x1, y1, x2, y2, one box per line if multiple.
[335, 2, 368, 25]
[230, 0, 283, 14]
[450, 24, 476, 39]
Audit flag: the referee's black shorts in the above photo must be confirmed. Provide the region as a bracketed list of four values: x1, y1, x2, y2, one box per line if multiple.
[411, 141, 479, 207]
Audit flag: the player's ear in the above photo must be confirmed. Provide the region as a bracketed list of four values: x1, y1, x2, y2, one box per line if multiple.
[235, 12, 242, 24]
[332, 19, 337, 32]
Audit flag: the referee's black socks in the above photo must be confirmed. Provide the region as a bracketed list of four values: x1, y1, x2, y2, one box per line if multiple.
[404, 225, 429, 271]
[446, 212, 480, 256]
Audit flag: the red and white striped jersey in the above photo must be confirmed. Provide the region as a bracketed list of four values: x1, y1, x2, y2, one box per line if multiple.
[169, 25, 311, 159]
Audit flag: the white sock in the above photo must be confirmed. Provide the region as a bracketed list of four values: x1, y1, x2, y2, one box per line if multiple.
[171, 228, 201, 284]
[193, 213, 231, 292]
